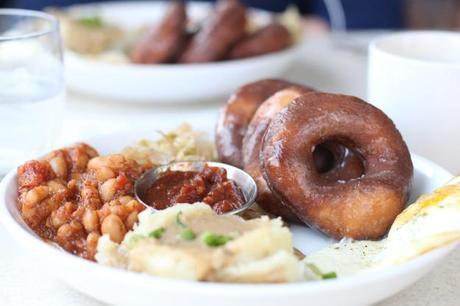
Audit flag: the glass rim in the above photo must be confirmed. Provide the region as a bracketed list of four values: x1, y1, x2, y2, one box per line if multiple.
[0, 9, 59, 42]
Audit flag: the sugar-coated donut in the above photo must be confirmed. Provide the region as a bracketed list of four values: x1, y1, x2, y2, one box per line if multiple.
[261, 93, 413, 240]
[242, 86, 311, 221]
[215, 79, 296, 168]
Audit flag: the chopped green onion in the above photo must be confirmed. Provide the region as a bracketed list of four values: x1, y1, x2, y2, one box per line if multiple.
[180, 228, 197, 240]
[306, 263, 337, 280]
[202, 232, 233, 247]
[306, 263, 322, 275]
[129, 234, 145, 243]
[176, 211, 186, 228]
[321, 272, 337, 279]
[77, 16, 104, 28]
[149, 227, 166, 239]
[126, 234, 145, 248]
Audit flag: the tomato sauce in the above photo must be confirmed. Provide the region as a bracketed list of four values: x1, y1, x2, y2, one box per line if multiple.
[145, 165, 246, 214]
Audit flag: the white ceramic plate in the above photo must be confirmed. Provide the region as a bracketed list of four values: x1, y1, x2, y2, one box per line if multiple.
[64, 1, 300, 103]
[0, 129, 457, 306]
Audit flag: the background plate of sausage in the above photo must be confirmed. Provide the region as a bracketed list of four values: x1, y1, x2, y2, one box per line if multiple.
[61, 1, 301, 103]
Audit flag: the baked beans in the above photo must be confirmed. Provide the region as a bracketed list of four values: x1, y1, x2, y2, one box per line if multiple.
[17, 143, 146, 260]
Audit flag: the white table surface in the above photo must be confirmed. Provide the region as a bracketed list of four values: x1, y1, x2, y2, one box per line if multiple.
[1, 34, 459, 306]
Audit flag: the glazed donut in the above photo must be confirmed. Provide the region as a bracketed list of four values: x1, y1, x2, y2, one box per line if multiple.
[216, 79, 297, 168]
[130, 1, 186, 64]
[243, 88, 364, 221]
[242, 86, 311, 221]
[178, 0, 246, 63]
[261, 93, 413, 240]
[228, 23, 292, 60]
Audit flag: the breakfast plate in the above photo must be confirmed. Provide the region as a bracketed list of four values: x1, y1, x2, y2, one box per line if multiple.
[2, 78, 460, 306]
[61, 1, 301, 103]
[0, 127, 457, 306]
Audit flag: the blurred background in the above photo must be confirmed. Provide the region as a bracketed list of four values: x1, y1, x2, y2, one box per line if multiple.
[3, 0, 460, 146]
[2, 0, 460, 30]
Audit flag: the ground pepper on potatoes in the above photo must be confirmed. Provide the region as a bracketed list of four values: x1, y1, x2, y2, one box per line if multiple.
[17, 143, 146, 260]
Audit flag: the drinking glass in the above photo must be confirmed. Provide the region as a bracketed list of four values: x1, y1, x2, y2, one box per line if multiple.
[0, 9, 65, 174]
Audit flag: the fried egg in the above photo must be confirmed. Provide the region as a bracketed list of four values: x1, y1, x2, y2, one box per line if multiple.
[304, 176, 460, 277]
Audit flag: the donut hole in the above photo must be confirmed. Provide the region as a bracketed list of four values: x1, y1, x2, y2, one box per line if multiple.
[312, 141, 365, 181]
[313, 144, 336, 173]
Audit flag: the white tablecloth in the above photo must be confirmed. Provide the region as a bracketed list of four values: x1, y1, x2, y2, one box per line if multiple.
[1, 34, 459, 306]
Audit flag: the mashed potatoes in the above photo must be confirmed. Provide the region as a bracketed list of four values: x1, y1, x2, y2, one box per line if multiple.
[95, 167, 460, 283]
[96, 203, 304, 282]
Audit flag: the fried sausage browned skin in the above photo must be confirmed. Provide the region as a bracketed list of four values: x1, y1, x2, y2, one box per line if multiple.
[178, 0, 246, 63]
[130, 1, 186, 64]
[216, 79, 297, 168]
[262, 93, 413, 240]
[228, 23, 291, 60]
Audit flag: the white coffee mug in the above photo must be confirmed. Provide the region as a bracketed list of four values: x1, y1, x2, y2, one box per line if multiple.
[368, 31, 460, 173]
